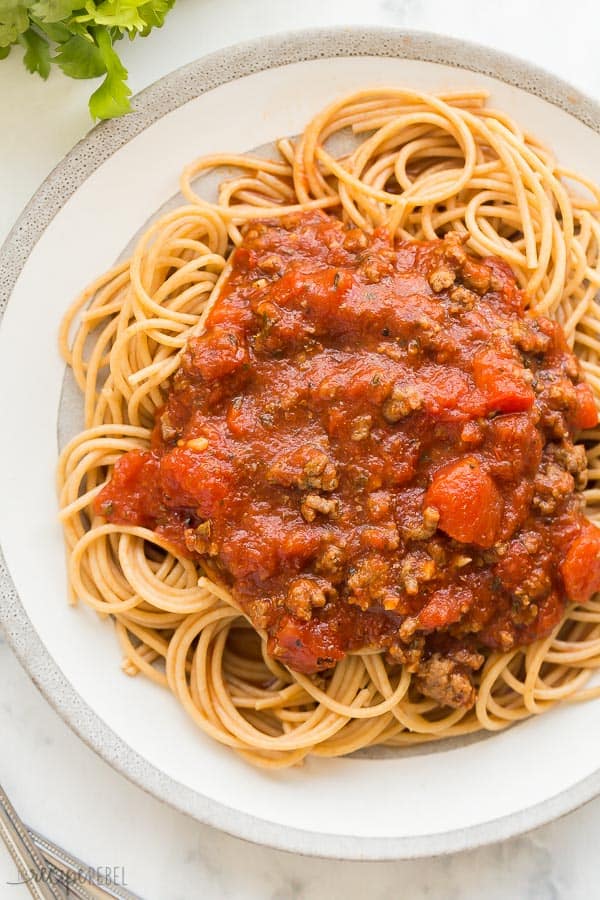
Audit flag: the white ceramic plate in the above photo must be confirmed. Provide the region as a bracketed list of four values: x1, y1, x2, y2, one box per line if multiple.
[3, 29, 600, 860]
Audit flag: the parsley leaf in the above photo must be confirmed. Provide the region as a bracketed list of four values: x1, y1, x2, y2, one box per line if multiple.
[30, 0, 81, 24]
[74, 1, 148, 32]
[138, 0, 175, 32]
[32, 18, 71, 42]
[19, 27, 51, 78]
[0, 2, 30, 47]
[54, 33, 105, 78]
[88, 26, 131, 119]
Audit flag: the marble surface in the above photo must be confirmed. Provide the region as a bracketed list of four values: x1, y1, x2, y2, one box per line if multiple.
[2, 0, 600, 896]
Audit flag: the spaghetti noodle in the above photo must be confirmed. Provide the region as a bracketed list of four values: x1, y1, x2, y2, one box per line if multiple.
[58, 88, 600, 767]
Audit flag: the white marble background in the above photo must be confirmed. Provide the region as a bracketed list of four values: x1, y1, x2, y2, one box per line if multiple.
[2, 0, 600, 896]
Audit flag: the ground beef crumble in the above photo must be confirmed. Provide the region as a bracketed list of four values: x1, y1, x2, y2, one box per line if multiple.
[96, 212, 600, 709]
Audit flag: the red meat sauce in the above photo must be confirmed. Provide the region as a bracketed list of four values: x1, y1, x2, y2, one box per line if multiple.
[96, 211, 600, 709]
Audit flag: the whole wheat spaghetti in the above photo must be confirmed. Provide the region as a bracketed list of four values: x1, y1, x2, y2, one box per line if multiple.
[58, 88, 600, 768]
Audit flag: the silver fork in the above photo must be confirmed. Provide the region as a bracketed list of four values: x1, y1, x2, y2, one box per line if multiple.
[0, 783, 140, 900]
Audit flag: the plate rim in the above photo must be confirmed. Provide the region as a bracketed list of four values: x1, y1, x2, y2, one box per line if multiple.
[2, 25, 600, 860]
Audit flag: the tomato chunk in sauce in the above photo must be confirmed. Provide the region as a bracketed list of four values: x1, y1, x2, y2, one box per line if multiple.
[96, 211, 600, 710]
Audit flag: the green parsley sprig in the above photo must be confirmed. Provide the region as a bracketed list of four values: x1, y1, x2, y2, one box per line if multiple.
[0, 1, 176, 119]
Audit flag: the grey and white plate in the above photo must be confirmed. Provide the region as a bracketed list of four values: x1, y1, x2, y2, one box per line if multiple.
[2, 28, 600, 860]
